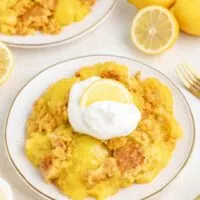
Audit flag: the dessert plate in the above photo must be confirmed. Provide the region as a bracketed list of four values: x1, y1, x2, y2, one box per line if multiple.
[0, 1, 117, 48]
[5, 55, 195, 200]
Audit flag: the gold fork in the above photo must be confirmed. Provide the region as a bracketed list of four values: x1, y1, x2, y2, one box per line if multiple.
[176, 62, 200, 98]
[195, 196, 200, 200]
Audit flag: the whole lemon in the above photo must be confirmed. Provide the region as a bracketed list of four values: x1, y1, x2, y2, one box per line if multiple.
[128, 0, 176, 9]
[171, 0, 200, 36]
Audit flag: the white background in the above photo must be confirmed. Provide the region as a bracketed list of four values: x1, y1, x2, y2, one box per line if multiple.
[0, 0, 200, 199]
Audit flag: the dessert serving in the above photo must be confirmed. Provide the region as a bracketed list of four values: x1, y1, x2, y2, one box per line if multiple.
[25, 62, 182, 200]
[0, 0, 95, 35]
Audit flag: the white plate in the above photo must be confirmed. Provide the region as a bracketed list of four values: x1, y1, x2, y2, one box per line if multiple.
[5, 55, 195, 200]
[0, 1, 117, 48]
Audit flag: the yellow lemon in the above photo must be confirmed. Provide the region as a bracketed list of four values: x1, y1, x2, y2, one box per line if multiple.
[171, 0, 200, 36]
[128, 0, 176, 9]
[131, 6, 179, 54]
[80, 79, 133, 107]
[0, 41, 13, 84]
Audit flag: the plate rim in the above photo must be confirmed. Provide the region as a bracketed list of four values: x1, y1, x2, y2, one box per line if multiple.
[4, 54, 196, 200]
[2, 0, 118, 48]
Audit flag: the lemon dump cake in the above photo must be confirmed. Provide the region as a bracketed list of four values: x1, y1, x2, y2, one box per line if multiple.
[25, 62, 182, 200]
[0, 0, 95, 35]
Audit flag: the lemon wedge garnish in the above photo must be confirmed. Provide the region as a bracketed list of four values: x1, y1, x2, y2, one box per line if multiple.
[131, 6, 179, 54]
[0, 41, 13, 84]
[80, 79, 133, 107]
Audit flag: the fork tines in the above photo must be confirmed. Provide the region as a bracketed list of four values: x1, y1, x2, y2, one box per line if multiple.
[176, 62, 200, 98]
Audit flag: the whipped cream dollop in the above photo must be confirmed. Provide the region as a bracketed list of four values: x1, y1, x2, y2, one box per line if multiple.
[68, 77, 141, 140]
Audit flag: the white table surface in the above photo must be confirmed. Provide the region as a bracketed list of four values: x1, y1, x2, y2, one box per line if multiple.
[0, 0, 200, 200]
